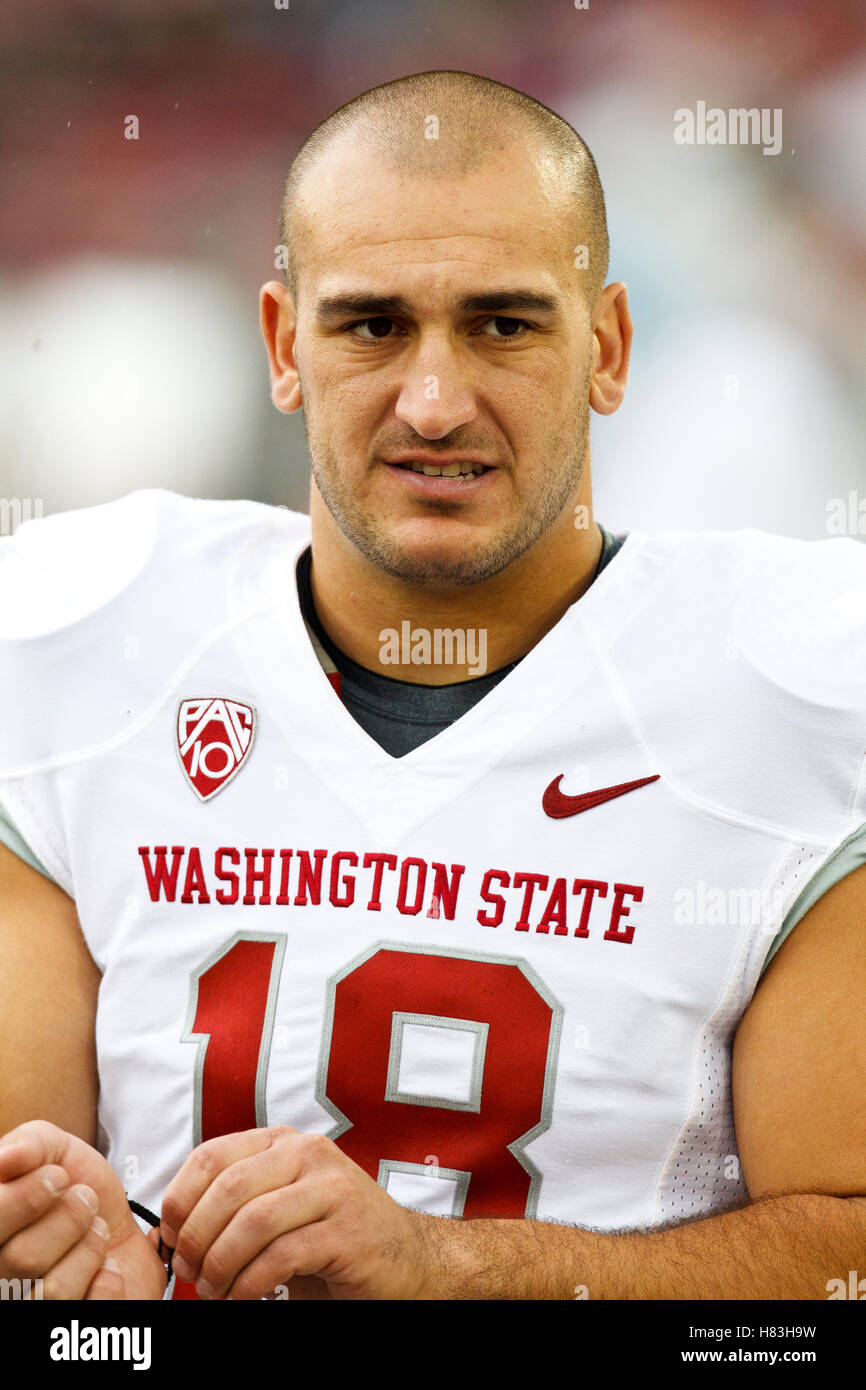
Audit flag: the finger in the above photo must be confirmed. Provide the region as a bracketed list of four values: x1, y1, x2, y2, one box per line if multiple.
[161, 1126, 297, 1247]
[183, 1182, 326, 1297]
[85, 1256, 125, 1302]
[170, 1139, 313, 1283]
[0, 1121, 71, 1182]
[0, 1165, 70, 1244]
[40, 1216, 112, 1300]
[222, 1221, 338, 1302]
[1, 1184, 100, 1279]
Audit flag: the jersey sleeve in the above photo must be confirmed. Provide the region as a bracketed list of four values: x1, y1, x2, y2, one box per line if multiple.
[0, 794, 54, 881]
[758, 819, 866, 977]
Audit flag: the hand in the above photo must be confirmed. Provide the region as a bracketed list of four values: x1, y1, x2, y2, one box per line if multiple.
[161, 1126, 437, 1300]
[0, 1121, 166, 1299]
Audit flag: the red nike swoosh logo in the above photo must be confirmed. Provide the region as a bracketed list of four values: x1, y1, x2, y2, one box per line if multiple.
[542, 773, 661, 819]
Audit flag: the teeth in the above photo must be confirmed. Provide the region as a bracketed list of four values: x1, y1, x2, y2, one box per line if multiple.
[406, 462, 484, 477]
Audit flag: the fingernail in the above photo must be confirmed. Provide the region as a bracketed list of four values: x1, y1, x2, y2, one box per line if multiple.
[76, 1187, 98, 1213]
[160, 1224, 178, 1247]
[42, 1168, 68, 1196]
[91, 1216, 109, 1240]
[195, 1279, 215, 1300]
[103, 1257, 121, 1274]
[172, 1255, 194, 1282]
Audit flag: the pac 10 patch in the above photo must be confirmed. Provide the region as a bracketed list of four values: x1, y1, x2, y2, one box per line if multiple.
[177, 698, 257, 801]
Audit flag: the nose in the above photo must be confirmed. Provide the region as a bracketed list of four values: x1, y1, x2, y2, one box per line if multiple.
[393, 339, 478, 439]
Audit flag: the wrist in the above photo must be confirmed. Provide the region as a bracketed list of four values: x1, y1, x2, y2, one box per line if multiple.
[410, 1211, 478, 1300]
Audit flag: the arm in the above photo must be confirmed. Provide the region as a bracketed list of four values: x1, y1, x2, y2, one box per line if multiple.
[0, 843, 165, 1297]
[415, 1193, 863, 1300]
[162, 862, 866, 1301]
[0, 841, 100, 1142]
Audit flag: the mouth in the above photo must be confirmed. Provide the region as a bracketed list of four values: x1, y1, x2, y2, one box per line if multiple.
[385, 457, 494, 482]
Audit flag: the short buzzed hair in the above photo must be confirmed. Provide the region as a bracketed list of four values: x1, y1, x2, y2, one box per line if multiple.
[279, 69, 610, 305]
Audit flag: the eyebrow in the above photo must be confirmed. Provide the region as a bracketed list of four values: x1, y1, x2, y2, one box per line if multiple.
[314, 290, 562, 323]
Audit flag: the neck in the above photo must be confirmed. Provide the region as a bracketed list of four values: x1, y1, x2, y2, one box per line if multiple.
[308, 472, 601, 685]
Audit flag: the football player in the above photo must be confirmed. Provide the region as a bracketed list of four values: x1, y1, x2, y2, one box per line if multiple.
[1, 70, 865, 1301]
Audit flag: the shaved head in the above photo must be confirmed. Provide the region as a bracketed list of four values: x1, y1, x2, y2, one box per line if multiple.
[279, 69, 609, 307]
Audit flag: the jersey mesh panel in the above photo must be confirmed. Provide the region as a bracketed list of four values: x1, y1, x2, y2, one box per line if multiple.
[656, 842, 819, 1224]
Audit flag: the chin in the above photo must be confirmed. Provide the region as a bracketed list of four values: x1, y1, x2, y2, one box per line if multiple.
[370, 535, 514, 589]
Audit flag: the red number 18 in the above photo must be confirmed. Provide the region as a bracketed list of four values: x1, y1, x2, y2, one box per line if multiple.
[174, 936, 560, 1298]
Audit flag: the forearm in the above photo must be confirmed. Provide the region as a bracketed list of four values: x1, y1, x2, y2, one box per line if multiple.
[415, 1193, 866, 1300]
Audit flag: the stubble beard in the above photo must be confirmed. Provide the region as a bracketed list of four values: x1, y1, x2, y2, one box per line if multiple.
[303, 380, 591, 589]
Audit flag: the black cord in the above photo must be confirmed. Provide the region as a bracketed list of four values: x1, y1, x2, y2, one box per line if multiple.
[127, 1196, 175, 1275]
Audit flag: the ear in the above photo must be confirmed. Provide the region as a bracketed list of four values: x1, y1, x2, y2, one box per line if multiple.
[259, 280, 303, 414]
[589, 282, 632, 416]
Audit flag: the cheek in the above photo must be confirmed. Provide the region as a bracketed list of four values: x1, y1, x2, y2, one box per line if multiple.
[492, 382, 562, 439]
[310, 362, 384, 424]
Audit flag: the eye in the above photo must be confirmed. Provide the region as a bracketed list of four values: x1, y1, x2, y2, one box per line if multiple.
[476, 316, 532, 340]
[346, 316, 400, 339]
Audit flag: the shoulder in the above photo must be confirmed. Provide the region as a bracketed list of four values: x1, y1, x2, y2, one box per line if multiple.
[633, 525, 866, 691]
[0, 489, 310, 640]
[631, 523, 866, 587]
[0, 490, 311, 776]
[715, 528, 866, 699]
[606, 526, 866, 837]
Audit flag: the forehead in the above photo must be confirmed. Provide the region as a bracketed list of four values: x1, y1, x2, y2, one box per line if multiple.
[292, 136, 573, 293]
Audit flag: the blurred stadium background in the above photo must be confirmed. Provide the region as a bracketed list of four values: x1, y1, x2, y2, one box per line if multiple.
[1, 0, 863, 539]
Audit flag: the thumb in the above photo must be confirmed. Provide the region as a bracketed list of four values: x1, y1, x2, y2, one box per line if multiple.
[86, 1256, 125, 1301]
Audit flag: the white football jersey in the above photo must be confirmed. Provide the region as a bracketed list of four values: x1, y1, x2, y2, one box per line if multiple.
[1, 490, 865, 1297]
